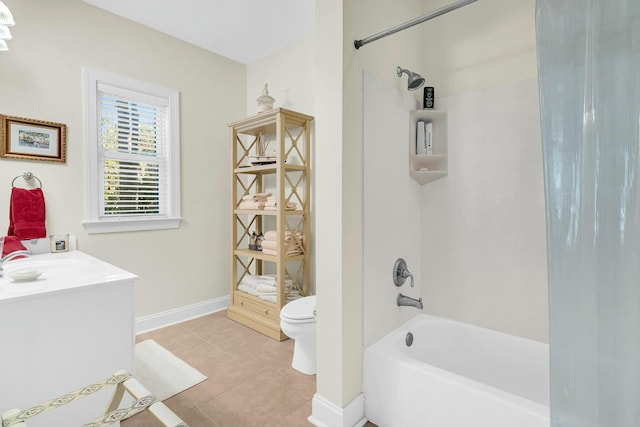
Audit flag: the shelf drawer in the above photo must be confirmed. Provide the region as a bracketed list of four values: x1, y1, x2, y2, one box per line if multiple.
[234, 291, 278, 320]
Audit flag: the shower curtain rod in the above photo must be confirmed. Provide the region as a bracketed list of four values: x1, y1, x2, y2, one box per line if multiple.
[354, 0, 479, 49]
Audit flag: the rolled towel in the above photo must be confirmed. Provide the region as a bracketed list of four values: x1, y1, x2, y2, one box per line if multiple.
[284, 231, 303, 240]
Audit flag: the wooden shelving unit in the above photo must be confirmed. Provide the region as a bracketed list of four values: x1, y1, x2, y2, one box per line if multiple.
[227, 108, 313, 341]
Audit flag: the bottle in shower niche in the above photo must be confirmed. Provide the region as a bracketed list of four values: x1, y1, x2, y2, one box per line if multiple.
[425, 122, 433, 155]
[416, 120, 427, 155]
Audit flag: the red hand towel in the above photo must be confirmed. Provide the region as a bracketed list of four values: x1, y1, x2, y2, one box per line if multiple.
[7, 187, 46, 240]
[1, 235, 27, 257]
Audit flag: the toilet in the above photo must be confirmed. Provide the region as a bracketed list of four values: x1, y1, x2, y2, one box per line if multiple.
[280, 295, 316, 375]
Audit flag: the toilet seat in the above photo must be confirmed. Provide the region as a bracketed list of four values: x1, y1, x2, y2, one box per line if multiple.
[281, 295, 316, 324]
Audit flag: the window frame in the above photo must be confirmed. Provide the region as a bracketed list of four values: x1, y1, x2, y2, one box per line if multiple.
[83, 68, 181, 234]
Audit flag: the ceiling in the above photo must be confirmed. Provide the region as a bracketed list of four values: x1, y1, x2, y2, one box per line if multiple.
[81, 0, 315, 64]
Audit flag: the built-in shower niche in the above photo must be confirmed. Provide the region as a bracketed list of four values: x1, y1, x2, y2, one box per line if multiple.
[409, 109, 448, 184]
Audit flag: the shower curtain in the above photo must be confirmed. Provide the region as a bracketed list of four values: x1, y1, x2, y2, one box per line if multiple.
[536, 1, 640, 426]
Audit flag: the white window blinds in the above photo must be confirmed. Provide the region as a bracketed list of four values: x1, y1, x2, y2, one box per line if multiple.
[83, 68, 180, 234]
[98, 85, 168, 217]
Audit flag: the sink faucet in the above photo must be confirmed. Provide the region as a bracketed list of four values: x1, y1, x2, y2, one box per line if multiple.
[397, 293, 423, 310]
[0, 250, 32, 277]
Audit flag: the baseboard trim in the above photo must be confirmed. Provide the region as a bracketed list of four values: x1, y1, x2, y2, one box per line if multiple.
[308, 393, 366, 427]
[135, 295, 230, 334]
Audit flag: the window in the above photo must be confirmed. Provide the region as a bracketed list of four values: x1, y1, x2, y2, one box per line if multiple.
[83, 68, 181, 233]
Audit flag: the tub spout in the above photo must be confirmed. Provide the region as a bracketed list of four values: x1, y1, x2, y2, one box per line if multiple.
[0, 250, 32, 277]
[397, 293, 423, 309]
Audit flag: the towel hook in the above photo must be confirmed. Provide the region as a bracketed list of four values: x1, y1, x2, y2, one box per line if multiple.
[11, 172, 43, 188]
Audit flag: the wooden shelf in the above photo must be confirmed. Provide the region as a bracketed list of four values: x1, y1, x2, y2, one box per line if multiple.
[234, 209, 305, 216]
[229, 108, 313, 341]
[234, 248, 306, 262]
[234, 164, 306, 174]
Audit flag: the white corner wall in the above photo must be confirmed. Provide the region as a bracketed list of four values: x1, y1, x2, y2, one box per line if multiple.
[419, 0, 547, 342]
[422, 78, 548, 342]
[363, 71, 423, 347]
[0, 0, 246, 318]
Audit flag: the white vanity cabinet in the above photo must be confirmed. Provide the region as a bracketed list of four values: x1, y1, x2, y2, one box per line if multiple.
[0, 251, 137, 427]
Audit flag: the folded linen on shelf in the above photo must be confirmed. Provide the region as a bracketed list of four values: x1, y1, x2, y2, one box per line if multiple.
[262, 247, 302, 257]
[239, 274, 260, 289]
[260, 240, 296, 251]
[263, 230, 304, 242]
[237, 284, 260, 296]
[258, 290, 302, 303]
[263, 202, 297, 211]
[256, 282, 293, 294]
[242, 192, 272, 201]
[238, 200, 265, 210]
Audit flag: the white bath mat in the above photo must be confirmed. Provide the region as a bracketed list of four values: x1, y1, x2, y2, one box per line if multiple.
[134, 339, 207, 401]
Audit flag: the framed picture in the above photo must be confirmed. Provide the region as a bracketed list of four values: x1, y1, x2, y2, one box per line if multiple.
[0, 114, 67, 163]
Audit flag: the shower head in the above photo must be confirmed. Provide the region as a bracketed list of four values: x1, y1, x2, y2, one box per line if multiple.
[397, 66, 425, 91]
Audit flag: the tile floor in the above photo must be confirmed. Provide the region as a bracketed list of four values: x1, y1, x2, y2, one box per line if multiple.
[121, 310, 315, 427]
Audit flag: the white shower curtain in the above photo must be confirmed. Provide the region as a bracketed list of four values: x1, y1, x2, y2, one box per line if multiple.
[536, 1, 640, 426]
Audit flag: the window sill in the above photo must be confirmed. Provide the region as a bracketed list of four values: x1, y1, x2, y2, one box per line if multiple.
[83, 217, 181, 234]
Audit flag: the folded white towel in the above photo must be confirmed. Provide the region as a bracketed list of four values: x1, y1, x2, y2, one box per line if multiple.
[238, 284, 259, 296]
[262, 248, 302, 256]
[256, 282, 293, 293]
[263, 230, 304, 242]
[240, 274, 260, 289]
[257, 274, 276, 283]
[238, 201, 265, 210]
[257, 284, 276, 293]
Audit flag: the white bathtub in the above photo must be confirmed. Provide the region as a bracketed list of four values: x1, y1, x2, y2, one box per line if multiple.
[363, 314, 549, 427]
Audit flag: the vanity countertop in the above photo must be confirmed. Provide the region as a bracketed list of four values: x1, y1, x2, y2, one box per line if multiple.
[0, 250, 137, 303]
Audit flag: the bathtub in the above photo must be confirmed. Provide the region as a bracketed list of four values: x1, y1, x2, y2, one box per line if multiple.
[363, 314, 549, 427]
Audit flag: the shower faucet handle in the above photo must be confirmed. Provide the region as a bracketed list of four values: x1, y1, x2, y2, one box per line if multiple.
[393, 258, 414, 287]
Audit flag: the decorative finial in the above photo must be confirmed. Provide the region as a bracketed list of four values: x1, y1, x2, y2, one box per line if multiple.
[257, 83, 275, 112]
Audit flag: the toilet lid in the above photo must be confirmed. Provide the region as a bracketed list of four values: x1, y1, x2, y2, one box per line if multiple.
[281, 295, 316, 321]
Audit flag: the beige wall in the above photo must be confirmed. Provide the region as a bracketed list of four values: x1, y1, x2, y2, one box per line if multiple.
[246, 35, 315, 118]
[0, 0, 246, 317]
[315, 0, 425, 408]
[421, 0, 538, 97]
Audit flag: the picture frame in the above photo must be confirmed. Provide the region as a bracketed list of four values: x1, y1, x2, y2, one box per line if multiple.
[0, 114, 67, 163]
